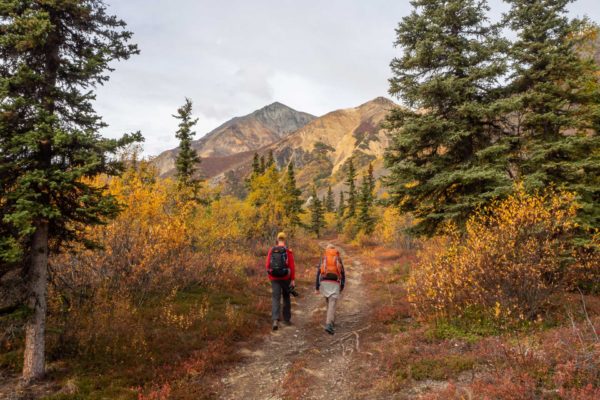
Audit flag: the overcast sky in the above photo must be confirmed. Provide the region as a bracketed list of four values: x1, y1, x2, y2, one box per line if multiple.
[95, 0, 600, 156]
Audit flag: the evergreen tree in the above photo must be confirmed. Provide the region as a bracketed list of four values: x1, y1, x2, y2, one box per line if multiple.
[283, 162, 304, 227]
[266, 150, 275, 169]
[503, 0, 600, 230]
[174, 98, 201, 188]
[384, 0, 509, 236]
[309, 186, 325, 237]
[337, 191, 346, 218]
[259, 155, 266, 173]
[358, 164, 377, 234]
[252, 152, 261, 175]
[325, 186, 336, 212]
[344, 157, 358, 218]
[0, 1, 139, 381]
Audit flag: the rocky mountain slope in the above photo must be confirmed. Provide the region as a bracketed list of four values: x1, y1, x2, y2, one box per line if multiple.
[268, 97, 396, 190]
[215, 97, 398, 194]
[153, 102, 315, 177]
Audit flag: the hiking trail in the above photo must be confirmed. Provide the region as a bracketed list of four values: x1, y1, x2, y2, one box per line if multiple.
[218, 241, 373, 400]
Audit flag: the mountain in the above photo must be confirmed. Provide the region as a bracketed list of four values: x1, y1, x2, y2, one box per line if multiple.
[153, 102, 316, 177]
[269, 97, 396, 189]
[214, 97, 399, 195]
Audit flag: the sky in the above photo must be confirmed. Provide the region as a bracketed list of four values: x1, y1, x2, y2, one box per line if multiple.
[95, 0, 600, 156]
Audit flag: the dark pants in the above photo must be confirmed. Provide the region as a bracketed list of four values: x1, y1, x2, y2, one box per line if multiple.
[271, 280, 291, 322]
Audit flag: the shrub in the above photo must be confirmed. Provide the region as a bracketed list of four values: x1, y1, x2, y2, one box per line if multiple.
[407, 185, 599, 324]
[375, 207, 415, 250]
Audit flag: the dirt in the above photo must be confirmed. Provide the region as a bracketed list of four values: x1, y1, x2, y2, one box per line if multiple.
[218, 240, 378, 400]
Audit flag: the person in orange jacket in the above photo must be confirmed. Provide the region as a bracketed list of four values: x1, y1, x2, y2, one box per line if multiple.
[265, 232, 295, 331]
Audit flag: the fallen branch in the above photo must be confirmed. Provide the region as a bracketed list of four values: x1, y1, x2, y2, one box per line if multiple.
[577, 288, 599, 343]
[331, 325, 372, 345]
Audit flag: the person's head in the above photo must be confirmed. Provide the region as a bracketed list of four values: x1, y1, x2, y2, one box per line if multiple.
[326, 244, 336, 250]
[277, 232, 286, 245]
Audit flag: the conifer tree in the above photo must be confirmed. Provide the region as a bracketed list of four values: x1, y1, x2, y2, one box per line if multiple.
[384, 0, 509, 236]
[252, 152, 261, 175]
[503, 0, 600, 230]
[337, 191, 346, 218]
[283, 162, 304, 227]
[0, 1, 139, 381]
[358, 164, 377, 234]
[174, 98, 201, 188]
[325, 186, 336, 212]
[266, 150, 275, 169]
[344, 157, 358, 218]
[259, 155, 266, 173]
[309, 186, 325, 237]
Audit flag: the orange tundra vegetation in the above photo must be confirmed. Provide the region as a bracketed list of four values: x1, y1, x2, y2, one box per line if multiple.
[0, 160, 314, 399]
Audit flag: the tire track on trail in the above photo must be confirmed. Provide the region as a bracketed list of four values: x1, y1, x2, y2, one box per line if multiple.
[219, 240, 372, 400]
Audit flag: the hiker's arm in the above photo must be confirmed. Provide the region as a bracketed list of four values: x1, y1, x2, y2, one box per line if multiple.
[265, 248, 272, 274]
[288, 249, 295, 281]
[315, 266, 321, 291]
[340, 260, 346, 291]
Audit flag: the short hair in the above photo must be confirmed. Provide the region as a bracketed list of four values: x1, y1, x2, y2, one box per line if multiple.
[277, 232, 286, 241]
[326, 244, 335, 249]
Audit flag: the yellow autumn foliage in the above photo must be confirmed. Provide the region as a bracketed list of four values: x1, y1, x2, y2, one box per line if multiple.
[407, 185, 599, 323]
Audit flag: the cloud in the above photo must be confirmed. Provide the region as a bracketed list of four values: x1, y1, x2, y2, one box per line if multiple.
[95, 0, 600, 156]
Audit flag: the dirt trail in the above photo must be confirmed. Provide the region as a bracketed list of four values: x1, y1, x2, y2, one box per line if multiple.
[219, 241, 373, 400]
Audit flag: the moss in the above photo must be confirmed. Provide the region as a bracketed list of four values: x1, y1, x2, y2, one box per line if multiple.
[396, 354, 476, 382]
[41, 376, 136, 400]
[0, 349, 23, 372]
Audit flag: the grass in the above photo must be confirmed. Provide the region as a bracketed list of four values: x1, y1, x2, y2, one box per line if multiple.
[395, 354, 476, 382]
[42, 376, 136, 400]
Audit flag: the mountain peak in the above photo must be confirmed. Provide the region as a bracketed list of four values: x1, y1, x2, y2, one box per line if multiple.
[358, 96, 396, 109]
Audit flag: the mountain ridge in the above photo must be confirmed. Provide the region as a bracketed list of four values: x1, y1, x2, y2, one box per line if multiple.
[152, 101, 316, 177]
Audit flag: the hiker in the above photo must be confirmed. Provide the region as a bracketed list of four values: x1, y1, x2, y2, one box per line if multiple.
[315, 244, 345, 335]
[266, 232, 296, 331]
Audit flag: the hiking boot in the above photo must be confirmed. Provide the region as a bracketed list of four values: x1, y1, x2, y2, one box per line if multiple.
[283, 320, 292, 326]
[272, 320, 278, 331]
[325, 323, 335, 335]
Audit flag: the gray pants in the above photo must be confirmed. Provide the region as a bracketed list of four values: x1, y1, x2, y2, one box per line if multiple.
[271, 280, 291, 321]
[326, 297, 337, 325]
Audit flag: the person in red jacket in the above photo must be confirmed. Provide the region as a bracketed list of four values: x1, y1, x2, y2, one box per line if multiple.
[266, 232, 295, 331]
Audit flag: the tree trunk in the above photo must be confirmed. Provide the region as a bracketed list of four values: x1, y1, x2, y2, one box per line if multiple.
[22, 222, 49, 382]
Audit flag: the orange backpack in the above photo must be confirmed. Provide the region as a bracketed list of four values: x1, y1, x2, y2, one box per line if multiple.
[320, 248, 342, 281]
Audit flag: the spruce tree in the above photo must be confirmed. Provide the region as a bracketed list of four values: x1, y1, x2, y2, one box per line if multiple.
[344, 157, 358, 218]
[0, 0, 139, 381]
[384, 0, 509, 236]
[259, 155, 266, 173]
[358, 164, 377, 234]
[266, 149, 275, 169]
[283, 162, 304, 227]
[174, 98, 201, 188]
[337, 191, 346, 218]
[252, 152, 261, 175]
[504, 0, 600, 230]
[309, 186, 325, 237]
[325, 186, 336, 212]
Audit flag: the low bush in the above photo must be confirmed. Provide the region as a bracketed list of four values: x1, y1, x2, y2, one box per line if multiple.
[407, 185, 599, 325]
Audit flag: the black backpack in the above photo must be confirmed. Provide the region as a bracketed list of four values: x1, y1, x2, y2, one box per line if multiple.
[269, 246, 289, 277]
